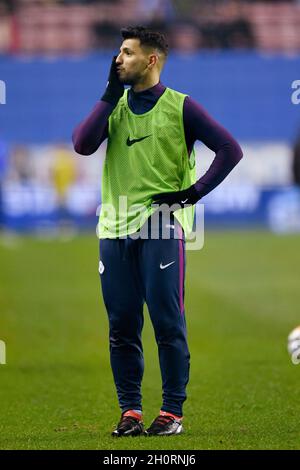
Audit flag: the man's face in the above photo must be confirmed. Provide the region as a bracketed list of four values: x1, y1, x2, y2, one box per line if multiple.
[115, 39, 153, 85]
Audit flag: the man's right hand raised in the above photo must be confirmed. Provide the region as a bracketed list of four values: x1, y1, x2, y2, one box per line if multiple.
[101, 56, 124, 106]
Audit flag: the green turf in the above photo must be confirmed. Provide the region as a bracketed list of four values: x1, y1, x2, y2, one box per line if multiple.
[0, 231, 300, 450]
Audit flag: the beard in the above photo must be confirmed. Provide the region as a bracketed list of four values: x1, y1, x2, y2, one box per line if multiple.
[118, 71, 140, 86]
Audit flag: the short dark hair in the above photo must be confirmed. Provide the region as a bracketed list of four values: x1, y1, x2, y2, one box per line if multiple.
[120, 26, 168, 57]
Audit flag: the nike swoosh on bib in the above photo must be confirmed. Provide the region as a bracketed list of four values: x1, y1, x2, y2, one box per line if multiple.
[126, 135, 152, 146]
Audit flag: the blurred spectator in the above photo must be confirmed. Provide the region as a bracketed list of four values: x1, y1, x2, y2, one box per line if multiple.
[200, 0, 255, 49]
[51, 143, 77, 234]
[224, 17, 255, 49]
[168, 20, 200, 53]
[0, 2, 12, 52]
[93, 21, 120, 50]
[52, 143, 76, 209]
[10, 146, 33, 182]
[201, 19, 255, 50]
[0, 1, 16, 12]
[138, 0, 176, 23]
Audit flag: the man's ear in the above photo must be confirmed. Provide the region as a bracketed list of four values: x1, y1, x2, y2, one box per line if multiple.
[148, 54, 158, 69]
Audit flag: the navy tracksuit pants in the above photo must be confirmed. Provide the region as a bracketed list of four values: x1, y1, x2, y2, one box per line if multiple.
[99, 227, 190, 417]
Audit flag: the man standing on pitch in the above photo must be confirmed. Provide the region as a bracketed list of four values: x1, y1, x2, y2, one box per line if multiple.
[73, 26, 243, 437]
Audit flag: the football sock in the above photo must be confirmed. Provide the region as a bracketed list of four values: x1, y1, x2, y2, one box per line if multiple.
[123, 409, 142, 420]
[159, 410, 183, 421]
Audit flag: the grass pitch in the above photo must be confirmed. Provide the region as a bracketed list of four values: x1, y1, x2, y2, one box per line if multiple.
[0, 231, 300, 450]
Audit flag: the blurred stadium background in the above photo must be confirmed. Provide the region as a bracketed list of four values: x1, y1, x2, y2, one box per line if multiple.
[1, 0, 300, 450]
[0, 0, 300, 233]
